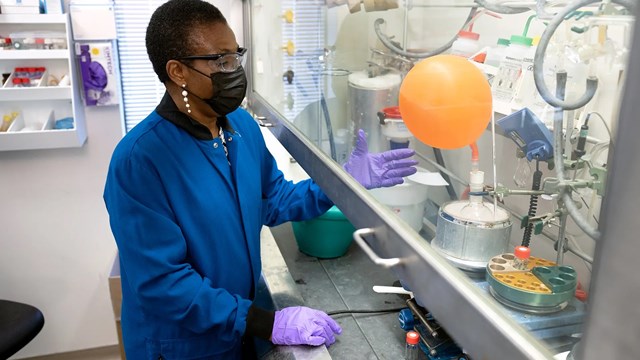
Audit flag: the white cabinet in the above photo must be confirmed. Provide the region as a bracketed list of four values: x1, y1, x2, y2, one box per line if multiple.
[0, 13, 86, 151]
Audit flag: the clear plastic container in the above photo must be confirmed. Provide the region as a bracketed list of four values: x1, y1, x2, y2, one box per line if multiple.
[7, 67, 46, 88]
[0, 37, 12, 50]
[492, 35, 533, 104]
[9, 31, 67, 50]
[484, 38, 510, 67]
[451, 30, 481, 58]
[511, 43, 538, 108]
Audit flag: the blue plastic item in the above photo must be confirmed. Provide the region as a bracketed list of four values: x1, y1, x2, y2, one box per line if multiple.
[398, 308, 415, 331]
[53, 117, 74, 130]
[497, 108, 554, 162]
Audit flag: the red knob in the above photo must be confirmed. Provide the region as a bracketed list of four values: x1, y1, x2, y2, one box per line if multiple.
[514, 246, 531, 259]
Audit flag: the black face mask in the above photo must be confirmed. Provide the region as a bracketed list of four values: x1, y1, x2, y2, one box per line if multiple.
[181, 65, 247, 116]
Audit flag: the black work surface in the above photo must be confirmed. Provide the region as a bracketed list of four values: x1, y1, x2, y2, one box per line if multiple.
[270, 223, 427, 360]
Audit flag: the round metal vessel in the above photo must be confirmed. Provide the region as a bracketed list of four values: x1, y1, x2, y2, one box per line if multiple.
[432, 200, 512, 273]
[347, 71, 401, 153]
[485, 254, 577, 314]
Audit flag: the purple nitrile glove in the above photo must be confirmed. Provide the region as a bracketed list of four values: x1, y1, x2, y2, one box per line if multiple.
[87, 61, 108, 90]
[343, 129, 418, 189]
[271, 306, 342, 347]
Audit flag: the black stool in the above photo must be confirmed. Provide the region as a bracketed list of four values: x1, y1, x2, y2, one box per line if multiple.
[0, 300, 45, 359]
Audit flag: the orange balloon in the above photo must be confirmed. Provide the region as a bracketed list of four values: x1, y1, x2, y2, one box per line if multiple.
[399, 55, 492, 149]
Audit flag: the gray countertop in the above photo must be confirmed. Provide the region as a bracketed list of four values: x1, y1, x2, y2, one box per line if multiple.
[258, 224, 426, 360]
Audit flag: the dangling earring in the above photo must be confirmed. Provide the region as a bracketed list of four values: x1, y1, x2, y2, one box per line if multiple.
[182, 84, 191, 114]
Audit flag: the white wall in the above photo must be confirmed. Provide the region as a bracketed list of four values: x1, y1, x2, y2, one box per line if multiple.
[0, 106, 122, 358]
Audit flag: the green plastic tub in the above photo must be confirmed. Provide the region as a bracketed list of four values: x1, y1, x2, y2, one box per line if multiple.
[292, 206, 356, 258]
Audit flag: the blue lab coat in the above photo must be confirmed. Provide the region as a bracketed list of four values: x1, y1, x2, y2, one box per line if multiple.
[104, 95, 333, 359]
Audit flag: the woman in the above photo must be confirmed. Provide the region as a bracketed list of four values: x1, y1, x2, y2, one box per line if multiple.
[103, 0, 417, 358]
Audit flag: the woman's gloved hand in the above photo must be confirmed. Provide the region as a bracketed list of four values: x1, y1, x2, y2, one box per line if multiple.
[271, 306, 342, 346]
[343, 129, 418, 189]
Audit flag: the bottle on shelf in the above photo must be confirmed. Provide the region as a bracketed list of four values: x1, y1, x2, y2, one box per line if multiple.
[451, 30, 481, 58]
[491, 34, 533, 108]
[511, 36, 539, 110]
[405, 330, 420, 360]
[513, 246, 531, 270]
[484, 38, 510, 67]
[0, 112, 18, 132]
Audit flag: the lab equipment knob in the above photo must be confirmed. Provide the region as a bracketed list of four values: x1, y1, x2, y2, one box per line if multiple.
[282, 9, 294, 23]
[398, 308, 415, 331]
[283, 40, 295, 56]
[283, 69, 294, 84]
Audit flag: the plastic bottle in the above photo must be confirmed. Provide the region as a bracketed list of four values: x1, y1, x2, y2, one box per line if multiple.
[451, 30, 481, 58]
[513, 246, 531, 270]
[491, 35, 533, 108]
[1, 112, 17, 132]
[405, 330, 420, 360]
[1, 115, 13, 132]
[484, 38, 510, 67]
[511, 38, 538, 109]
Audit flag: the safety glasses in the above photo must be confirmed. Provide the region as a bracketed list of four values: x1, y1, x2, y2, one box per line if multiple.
[178, 47, 247, 73]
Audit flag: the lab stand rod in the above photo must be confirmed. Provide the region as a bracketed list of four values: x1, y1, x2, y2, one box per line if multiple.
[555, 208, 569, 264]
[406, 298, 439, 338]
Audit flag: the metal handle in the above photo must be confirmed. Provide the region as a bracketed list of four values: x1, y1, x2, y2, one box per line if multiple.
[352, 228, 401, 268]
[255, 116, 275, 127]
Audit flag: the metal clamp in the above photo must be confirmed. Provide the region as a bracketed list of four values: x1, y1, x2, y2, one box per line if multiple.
[352, 228, 401, 268]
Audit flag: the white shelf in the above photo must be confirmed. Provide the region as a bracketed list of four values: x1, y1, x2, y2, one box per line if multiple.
[0, 13, 87, 151]
[0, 49, 69, 60]
[0, 128, 86, 151]
[0, 14, 67, 24]
[0, 86, 72, 101]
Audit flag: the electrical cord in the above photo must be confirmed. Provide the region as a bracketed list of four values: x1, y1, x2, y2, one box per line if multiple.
[327, 306, 407, 317]
[585, 111, 614, 148]
[566, 233, 594, 270]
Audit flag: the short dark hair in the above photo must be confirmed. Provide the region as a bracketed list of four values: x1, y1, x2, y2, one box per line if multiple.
[145, 0, 227, 83]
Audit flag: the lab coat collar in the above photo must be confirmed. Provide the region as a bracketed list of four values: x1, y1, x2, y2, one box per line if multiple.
[155, 91, 232, 140]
